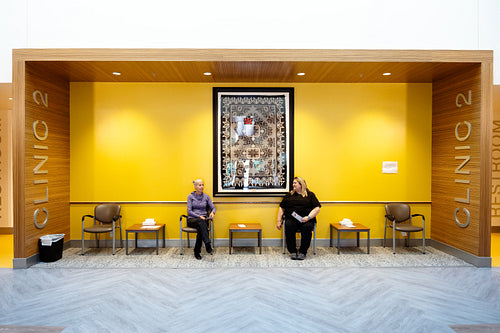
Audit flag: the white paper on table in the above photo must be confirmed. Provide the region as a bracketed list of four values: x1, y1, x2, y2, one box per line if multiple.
[238, 224, 246, 227]
[340, 218, 355, 227]
[142, 218, 156, 226]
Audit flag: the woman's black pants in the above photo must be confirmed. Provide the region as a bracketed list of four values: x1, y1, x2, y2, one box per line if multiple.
[187, 218, 211, 254]
[285, 218, 314, 255]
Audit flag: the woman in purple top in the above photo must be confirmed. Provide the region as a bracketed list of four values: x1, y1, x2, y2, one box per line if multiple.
[187, 179, 216, 259]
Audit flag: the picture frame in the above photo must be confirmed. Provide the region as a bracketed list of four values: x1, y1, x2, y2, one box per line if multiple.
[213, 87, 294, 196]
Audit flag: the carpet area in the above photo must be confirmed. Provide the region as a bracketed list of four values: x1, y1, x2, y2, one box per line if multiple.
[32, 245, 472, 269]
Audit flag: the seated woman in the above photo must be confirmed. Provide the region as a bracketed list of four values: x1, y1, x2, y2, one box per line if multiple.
[276, 177, 321, 260]
[187, 179, 216, 260]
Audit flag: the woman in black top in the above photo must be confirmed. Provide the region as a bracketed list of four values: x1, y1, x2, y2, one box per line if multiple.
[277, 177, 321, 260]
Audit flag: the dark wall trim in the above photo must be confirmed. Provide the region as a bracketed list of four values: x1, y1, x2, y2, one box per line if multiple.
[70, 200, 432, 205]
[0, 227, 13, 234]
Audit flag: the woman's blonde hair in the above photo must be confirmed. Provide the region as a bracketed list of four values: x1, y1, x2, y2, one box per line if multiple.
[291, 176, 308, 197]
[192, 179, 203, 186]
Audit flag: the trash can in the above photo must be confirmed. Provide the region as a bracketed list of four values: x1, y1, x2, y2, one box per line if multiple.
[39, 234, 65, 262]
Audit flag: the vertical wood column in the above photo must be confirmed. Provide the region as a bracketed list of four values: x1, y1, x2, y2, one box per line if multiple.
[432, 64, 492, 257]
[14, 61, 70, 259]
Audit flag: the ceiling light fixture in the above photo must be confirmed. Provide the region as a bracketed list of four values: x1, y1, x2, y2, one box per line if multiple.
[203, 72, 212, 76]
[383, 72, 391, 76]
[297, 72, 306, 76]
[112, 72, 121, 76]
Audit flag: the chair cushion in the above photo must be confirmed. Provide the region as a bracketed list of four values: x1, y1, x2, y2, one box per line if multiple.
[84, 226, 114, 233]
[182, 227, 198, 233]
[394, 225, 423, 232]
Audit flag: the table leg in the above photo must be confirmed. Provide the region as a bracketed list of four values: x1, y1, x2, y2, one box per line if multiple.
[126, 231, 129, 255]
[163, 225, 166, 248]
[229, 230, 232, 254]
[135, 233, 138, 249]
[367, 230, 370, 254]
[156, 230, 159, 255]
[259, 230, 262, 254]
[337, 230, 340, 255]
[330, 225, 333, 247]
[357, 232, 360, 247]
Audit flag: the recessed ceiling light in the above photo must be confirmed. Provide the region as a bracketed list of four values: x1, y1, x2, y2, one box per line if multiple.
[8, 97, 12, 100]
[203, 72, 212, 76]
[297, 72, 306, 76]
[383, 72, 391, 76]
[112, 72, 121, 76]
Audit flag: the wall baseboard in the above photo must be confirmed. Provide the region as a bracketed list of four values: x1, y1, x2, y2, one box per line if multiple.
[74, 238, 428, 250]
[430, 239, 491, 267]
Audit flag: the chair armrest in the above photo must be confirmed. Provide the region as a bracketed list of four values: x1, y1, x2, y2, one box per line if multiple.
[180, 214, 187, 228]
[81, 214, 94, 228]
[411, 214, 425, 227]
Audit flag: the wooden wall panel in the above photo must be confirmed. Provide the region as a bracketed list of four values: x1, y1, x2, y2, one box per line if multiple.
[21, 63, 70, 258]
[432, 65, 487, 256]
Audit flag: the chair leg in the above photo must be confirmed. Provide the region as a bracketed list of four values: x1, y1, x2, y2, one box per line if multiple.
[96, 234, 99, 248]
[210, 220, 215, 248]
[81, 230, 85, 255]
[422, 228, 426, 254]
[282, 222, 286, 254]
[313, 225, 316, 255]
[392, 223, 396, 254]
[180, 230, 183, 255]
[112, 225, 116, 255]
[383, 224, 387, 248]
[187, 233, 190, 248]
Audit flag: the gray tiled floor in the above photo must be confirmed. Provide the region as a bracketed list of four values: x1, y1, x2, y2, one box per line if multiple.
[1, 265, 500, 332]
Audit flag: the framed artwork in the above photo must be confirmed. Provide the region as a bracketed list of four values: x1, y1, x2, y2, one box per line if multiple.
[213, 87, 294, 196]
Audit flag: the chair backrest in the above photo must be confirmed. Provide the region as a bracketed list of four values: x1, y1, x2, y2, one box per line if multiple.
[385, 204, 410, 223]
[95, 204, 121, 223]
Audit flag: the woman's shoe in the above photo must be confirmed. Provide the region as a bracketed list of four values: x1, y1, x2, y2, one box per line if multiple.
[206, 244, 213, 255]
[296, 253, 306, 260]
[194, 252, 202, 260]
[290, 253, 298, 260]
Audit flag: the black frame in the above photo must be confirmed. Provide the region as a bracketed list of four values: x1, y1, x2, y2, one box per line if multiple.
[213, 87, 294, 197]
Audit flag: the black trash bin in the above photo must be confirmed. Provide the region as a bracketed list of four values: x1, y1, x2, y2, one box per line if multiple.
[39, 234, 65, 262]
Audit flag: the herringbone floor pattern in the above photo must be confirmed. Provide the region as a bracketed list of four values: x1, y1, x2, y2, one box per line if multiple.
[1, 266, 499, 332]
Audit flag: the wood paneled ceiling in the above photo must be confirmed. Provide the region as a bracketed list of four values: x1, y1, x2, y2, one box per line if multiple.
[28, 60, 478, 83]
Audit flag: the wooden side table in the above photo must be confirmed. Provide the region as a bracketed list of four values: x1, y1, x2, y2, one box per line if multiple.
[330, 222, 370, 254]
[229, 223, 262, 254]
[126, 223, 165, 255]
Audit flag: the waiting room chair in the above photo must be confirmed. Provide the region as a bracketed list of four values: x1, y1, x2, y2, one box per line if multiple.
[384, 203, 425, 254]
[282, 217, 317, 255]
[179, 215, 214, 255]
[81, 204, 123, 255]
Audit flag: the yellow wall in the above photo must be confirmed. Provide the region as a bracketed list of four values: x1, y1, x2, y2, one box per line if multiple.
[70, 82, 431, 241]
